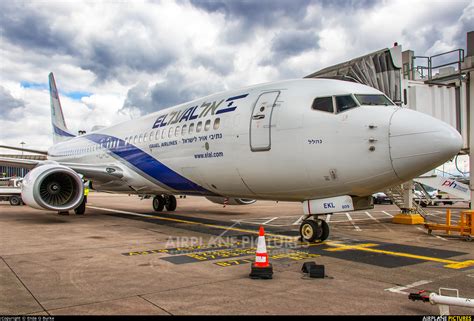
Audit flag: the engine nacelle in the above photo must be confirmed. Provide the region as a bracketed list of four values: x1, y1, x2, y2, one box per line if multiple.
[22, 164, 84, 211]
[205, 196, 256, 205]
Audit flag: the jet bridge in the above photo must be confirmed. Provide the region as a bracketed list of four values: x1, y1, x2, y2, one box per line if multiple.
[306, 31, 474, 211]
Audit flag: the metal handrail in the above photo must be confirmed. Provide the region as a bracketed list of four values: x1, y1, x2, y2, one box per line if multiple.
[409, 49, 465, 80]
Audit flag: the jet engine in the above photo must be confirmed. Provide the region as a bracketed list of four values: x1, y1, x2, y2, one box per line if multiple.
[21, 164, 84, 211]
[205, 196, 256, 205]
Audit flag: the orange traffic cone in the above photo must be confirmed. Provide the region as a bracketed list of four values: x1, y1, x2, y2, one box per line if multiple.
[249, 226, 273, 279]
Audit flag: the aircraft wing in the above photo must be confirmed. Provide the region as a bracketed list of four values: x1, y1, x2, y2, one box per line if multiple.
[62, 163, 124, 181]
[0, 156, 41, 169]
[0, 157, 123, 181]
[0, 145, 48, 155]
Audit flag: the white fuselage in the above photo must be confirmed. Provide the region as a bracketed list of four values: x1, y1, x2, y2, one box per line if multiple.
[47, 79, 462, 202]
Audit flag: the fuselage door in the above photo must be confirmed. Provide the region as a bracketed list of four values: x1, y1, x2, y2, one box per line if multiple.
[250, 91, 280, 151]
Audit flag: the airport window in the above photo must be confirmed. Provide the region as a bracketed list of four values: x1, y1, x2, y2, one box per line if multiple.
[175, 126, 180, 137]
[168, 127, 173, 138]
[204, 119, 211, 131]
[312, 97, 334, 113]
[213, 118, 220, 130]
[181, 124, 187, 135]
[354, 94, 394, 106]
[189, 123, 195, 134]
[196, 121, 202, 133]
[335, 95, 358, 113]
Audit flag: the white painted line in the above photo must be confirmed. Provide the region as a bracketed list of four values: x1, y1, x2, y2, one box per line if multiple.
[365, 211, 380, 222]
[88, 206, 153, 218]
[416, 226, 448, 241]
[435, 235, 448, 241]
[345, 212, 362, 231]
[381, 210, 394, 218]
[385, 280, 432, 295]
[262, 217, 279, 225]
[292, 215, 305, 226]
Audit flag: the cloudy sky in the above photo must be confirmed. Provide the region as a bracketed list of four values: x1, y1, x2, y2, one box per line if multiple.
[0, 0, 472, 153]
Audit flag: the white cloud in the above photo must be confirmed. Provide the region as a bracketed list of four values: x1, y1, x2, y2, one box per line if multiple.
[0, 0, 471, 157]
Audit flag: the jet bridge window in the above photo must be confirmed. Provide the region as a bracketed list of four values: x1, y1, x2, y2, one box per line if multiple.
[335, 95, 358, 113]
[354, 94, 394, 106]
[311, 97, 334, 113]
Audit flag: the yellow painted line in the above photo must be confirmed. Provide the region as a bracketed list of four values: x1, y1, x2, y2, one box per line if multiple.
[89, 206, 296, 241]
[91, 206, 474, 269]
[324, 243, 379, 252]
[324, 241, 474, 269]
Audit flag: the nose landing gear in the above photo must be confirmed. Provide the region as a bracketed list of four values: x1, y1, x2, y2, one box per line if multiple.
[153, 194, 177, 212]
[299, 215, 330, 243]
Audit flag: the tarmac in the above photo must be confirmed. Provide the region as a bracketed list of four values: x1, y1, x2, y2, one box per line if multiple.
[1, 192, 473, 315]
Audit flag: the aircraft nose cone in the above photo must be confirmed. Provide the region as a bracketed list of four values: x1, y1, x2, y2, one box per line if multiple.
[389, 108, 463, 181]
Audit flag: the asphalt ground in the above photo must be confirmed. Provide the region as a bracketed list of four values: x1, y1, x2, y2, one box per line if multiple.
[1, 192, 473, 315]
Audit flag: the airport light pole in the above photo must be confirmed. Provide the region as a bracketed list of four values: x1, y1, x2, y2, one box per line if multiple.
[20, 142, 25, 157]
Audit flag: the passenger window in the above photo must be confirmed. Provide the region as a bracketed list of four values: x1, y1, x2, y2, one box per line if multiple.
[143, 133, 147, 142]
[134, 135, 138, 144]
[139, 134, 143, 143]
[196, 121, 202, 133]
[149, 131, 154, 141]
[175, 126, 180, 137]
[189, 123, 195, 134]
[213, 118, 220, 130]
[335, 95, 358, 113]
[161, 129, 166, 139]
[168, 127, 173, 138]
[182, 124, 187, 135]
[204, 119, 211, 131]
[155, 130, 160, 140]
[312, 97, 334, 113]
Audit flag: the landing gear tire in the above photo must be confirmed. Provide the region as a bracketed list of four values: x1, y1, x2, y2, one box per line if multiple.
[165, 195, 177, 211]
[300, 219, 330, 243]
[74, 196, 87, 215]
[153, 195, 165, 212]
[9, 196, 21, 206]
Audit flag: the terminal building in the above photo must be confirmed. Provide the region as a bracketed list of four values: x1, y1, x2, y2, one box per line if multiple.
[0, 154, 46, 178]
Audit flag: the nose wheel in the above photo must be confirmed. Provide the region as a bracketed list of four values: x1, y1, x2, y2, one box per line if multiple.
[299, 217, 330, 243]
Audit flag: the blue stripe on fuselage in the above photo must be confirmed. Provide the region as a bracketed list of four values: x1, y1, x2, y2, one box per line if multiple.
[85, 133, 217, 196]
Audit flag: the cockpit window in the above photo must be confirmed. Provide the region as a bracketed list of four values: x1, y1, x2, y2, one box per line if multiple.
[355, 94, 394, 106]
[335, 95, 358, 113]
[312, 97, 334, 113]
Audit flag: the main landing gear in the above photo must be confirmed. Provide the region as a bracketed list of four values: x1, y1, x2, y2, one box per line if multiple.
[299, 215, 330, 243]
[153, 194, 177, 212]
